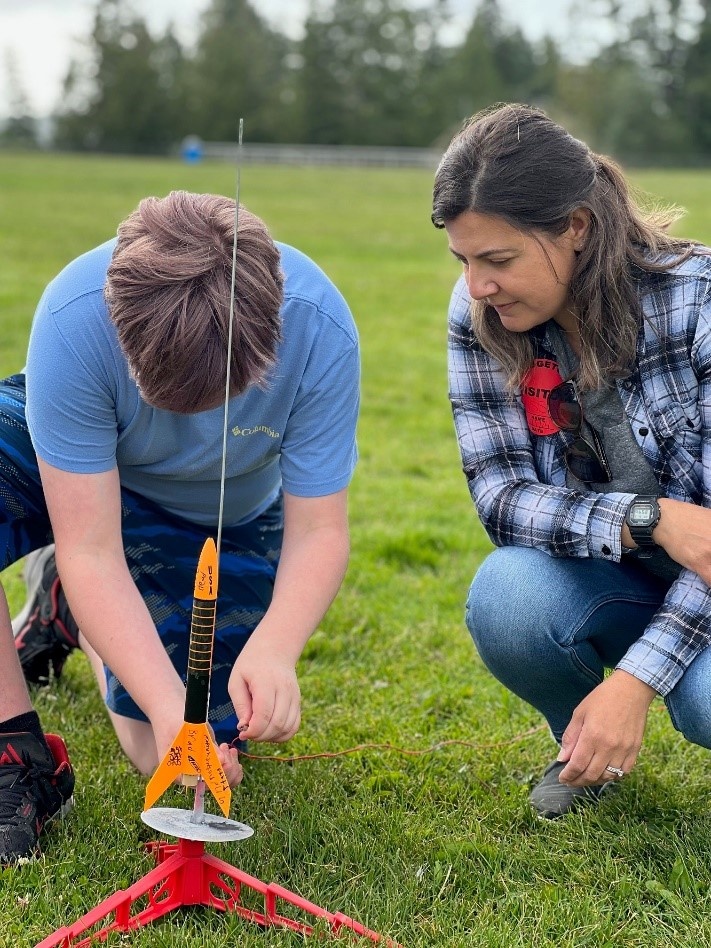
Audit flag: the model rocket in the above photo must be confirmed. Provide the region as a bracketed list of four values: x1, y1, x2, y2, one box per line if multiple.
[143, 537, 231, 817]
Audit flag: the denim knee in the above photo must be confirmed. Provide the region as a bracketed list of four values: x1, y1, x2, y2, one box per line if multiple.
[666, 648, 711, 750]
[465, 547, 546, 669]
[463, 545, 663, 684]
[667, 702, 711, 750]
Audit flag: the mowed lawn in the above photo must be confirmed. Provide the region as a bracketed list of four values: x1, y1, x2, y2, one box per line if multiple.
[1, 152, 711, 947]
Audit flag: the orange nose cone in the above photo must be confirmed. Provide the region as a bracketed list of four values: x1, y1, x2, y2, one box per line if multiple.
[194, 537, 219, 600]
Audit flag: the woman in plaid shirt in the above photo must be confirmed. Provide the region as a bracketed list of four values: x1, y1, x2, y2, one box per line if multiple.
[433, 103, 711, 819]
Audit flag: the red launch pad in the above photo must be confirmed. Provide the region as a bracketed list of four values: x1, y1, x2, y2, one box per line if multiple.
[36, 835, 399, 947]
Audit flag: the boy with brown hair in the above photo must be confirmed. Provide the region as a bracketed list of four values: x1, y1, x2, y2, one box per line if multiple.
[3, 190, 359, 863]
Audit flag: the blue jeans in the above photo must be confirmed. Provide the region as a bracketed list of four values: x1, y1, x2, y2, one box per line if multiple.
[465, 547, 711, 748]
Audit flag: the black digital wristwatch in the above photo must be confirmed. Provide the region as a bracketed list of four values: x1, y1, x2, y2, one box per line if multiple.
[625, 495, 661, 556]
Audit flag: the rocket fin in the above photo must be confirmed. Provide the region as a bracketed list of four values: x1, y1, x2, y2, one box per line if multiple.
[188, 723, 232, 817]
[144, 722, 194, 812]
[143, 721, 231, 817]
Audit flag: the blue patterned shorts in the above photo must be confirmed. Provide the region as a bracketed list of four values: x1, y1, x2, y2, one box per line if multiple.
[0, 375, 283, 744]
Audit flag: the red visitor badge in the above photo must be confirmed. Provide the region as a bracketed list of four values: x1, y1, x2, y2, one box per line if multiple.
[521, 358, 565, 435]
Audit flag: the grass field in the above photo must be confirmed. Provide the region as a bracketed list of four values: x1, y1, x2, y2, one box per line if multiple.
[1, 152, 711, 947]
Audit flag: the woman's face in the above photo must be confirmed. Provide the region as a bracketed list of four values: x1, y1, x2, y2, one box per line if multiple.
[444, 210, 590, 336]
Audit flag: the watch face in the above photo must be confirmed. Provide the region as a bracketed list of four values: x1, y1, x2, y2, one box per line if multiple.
[629, 502, 656, 526]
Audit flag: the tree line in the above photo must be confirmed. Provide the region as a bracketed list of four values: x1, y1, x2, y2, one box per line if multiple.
[4, 0, 711, 163]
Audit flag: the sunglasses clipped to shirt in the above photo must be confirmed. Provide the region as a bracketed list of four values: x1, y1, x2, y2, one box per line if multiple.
[548, 380, 612, 484]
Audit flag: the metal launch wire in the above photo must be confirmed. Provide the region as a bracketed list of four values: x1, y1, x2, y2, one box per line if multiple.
[216, 118, 244, 563]
[191, 120, 243, 820]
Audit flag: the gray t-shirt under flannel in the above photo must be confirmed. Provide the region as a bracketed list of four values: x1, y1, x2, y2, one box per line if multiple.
[547, 324, 680, 582]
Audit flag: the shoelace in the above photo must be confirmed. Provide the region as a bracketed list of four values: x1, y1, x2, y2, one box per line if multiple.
[0, 763, 53, 823]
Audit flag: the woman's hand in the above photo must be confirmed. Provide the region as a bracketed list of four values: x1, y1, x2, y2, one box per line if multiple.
[639, 498, 711, 586]
[557, 670, 657, 786]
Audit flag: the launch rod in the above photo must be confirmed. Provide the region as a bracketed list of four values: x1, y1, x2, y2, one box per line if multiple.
[144, 123, 245, 820]
[216, 118, 244, 562]
[189, 119, 243, 820]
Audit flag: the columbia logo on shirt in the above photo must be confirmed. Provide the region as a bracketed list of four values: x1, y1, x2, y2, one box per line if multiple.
[231, 424, 280, 439]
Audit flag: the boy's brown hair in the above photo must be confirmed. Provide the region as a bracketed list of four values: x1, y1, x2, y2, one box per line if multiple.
[106, 190, 283, 413]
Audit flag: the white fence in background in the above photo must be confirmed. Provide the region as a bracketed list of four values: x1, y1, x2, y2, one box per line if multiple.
[197, 141, 441, 168]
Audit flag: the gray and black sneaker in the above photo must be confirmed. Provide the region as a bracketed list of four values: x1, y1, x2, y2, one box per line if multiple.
[0, 731, 75, 865]
[529, 760, 617, 819]
[13, 546, 79, 685]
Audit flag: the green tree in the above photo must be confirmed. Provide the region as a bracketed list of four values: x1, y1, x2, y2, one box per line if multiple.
[54, 0, 185, 154]
[679, 0, 711, 155]
[297, 3, 346, 145]
[184, 0, 292, 143]
[153, 28, 192, 144]
[297, 0, 448, 146]
[555, 56, 668, 159]
[529, 37, 563, 107]
[42, 0, 711, 158]
[0, 50, 39, 149]
[442, 0, 554, 126]
[446, 0, 508, 120]
[560, 0, 695, 160]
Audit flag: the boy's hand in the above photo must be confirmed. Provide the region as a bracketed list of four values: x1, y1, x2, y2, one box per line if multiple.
[217, 742, 244, 787]
[152, 714, 244, 789]
[228, 639, 301, 742]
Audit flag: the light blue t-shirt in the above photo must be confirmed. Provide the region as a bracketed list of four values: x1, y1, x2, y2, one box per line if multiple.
[26, 239, 359, 527]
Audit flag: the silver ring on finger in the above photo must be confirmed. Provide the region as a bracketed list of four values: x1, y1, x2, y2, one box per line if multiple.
[605, 765, 625, 778]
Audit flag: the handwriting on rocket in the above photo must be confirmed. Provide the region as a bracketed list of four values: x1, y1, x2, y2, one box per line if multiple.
[168, 727, 230, 795]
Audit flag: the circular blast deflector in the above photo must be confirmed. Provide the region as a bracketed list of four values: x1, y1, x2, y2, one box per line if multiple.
[141, 807, 254, 842]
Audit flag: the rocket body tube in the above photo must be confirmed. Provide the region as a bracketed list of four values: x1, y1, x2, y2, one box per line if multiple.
[184, 540, 218, 723]
[143, 538, 231, 817]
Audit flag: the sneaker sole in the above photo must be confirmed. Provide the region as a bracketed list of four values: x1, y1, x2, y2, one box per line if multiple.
[11, 546, 56, 638]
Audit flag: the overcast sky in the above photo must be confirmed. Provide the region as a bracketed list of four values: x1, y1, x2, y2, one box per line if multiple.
[0, 0, 580, 120]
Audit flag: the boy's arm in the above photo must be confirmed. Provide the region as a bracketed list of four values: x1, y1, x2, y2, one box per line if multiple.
[37, 458, 187, 755]
[228, 488, 350, 742]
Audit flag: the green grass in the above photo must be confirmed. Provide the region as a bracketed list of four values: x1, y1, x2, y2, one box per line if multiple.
[2, 152, 711, 946]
